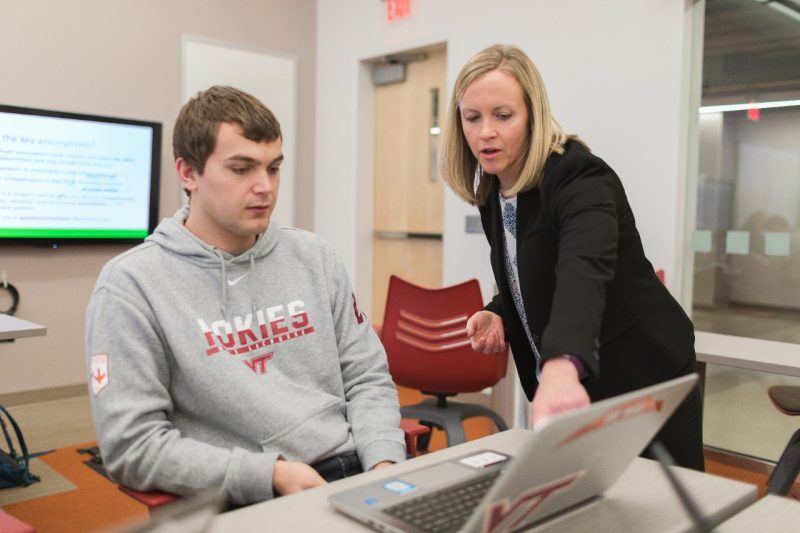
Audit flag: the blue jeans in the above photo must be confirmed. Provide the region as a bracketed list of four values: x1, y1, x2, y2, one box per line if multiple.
[310, 452, 363, 482]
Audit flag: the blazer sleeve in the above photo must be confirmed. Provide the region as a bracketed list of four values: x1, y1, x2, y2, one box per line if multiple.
[539, 156, 619, 366]
[485, 293, 503, 317]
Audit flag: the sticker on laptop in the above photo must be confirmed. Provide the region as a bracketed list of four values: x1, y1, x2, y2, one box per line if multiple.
[459, 451, 509, 469]
[559, 396, 663, 446]
[383, 480, 418, 495]
[482, 469, 586, 533]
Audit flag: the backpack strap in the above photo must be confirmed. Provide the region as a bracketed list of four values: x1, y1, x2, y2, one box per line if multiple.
[0, 403, 34, 481]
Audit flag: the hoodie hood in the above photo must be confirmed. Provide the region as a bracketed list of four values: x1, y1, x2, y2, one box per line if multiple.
[146, 205, 281, 318]
[146, 205, 281, 265]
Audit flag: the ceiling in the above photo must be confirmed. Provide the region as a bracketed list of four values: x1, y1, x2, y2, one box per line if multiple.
[703, 0, 800, 100]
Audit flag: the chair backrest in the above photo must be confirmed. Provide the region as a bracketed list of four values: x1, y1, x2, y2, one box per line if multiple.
[380, 275, 508, 395]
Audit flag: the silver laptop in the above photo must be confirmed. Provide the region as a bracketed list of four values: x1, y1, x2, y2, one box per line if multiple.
[330, 373, 698, 533]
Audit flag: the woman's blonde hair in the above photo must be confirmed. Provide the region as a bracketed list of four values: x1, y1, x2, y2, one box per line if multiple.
[440, 44, 569, 205]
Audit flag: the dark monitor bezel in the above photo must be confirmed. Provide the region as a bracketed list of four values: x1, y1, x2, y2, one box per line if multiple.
[0, 103, 162, 246]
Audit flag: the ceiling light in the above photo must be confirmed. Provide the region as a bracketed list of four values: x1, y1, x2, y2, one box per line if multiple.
[698, 99, 800, 113]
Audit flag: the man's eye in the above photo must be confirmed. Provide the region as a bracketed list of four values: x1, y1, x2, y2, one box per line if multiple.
[231, 167, 249, 175]
[268, 166, 281, 175]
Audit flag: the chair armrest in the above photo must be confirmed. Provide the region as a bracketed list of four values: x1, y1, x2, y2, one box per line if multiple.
[400, 419, 431, 457]
[118, 485, 181, 511]
[0, 509, 36, 533]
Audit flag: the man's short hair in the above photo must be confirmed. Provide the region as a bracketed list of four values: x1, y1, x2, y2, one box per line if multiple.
[173, 85, 282, 175]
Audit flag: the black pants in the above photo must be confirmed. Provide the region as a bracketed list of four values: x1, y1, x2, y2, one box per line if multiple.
[585, 334, 706, 472]
[310, 452, 363, 482]
[643, 381, 705, 471]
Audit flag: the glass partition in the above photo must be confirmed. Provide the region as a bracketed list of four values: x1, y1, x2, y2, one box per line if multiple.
[694, 0, 800, 462]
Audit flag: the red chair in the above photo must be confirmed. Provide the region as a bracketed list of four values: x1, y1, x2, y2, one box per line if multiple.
[119, 420, 430, 512]
[381, 275, 509, 448]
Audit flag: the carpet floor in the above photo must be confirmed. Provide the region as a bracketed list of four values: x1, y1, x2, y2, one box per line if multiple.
[1, 442, 147, 533]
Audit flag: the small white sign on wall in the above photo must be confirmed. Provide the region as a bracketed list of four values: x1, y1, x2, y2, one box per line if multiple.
[181, 37, 297, 227]
[726, 231, 750, 255]
[692, 229, 713, 253]
[764, 232, 790, 257]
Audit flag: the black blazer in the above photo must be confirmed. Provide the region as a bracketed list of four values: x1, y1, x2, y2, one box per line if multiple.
[480, 141, 695, 402]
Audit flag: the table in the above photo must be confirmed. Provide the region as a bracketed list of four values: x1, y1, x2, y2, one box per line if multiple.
[208, 428, 757, 532]
[695, 331, 800, 377]
[0, 314, 46, 341]
[716, 494, 800, 532]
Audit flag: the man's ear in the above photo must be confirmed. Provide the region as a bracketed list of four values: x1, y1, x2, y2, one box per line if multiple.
[176, 158, 199, 194]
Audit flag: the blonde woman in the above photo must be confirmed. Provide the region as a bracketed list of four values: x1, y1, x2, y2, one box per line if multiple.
[441, 44, 703, 470]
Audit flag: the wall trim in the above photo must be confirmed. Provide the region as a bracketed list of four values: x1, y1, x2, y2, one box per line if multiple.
[0, 384, 88, 407]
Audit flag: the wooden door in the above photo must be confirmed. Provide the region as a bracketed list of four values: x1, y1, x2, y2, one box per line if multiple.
[372, 46, 446, 325]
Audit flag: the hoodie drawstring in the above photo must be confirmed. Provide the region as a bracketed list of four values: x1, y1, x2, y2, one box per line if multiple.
[249, 253, 258, 318]
[215, 248, 228, 319]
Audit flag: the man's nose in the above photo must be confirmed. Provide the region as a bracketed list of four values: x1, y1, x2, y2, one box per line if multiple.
[252, 169, 273, 193]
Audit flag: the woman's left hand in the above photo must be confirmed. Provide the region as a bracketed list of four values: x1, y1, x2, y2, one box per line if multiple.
[530, 357, 590, 428]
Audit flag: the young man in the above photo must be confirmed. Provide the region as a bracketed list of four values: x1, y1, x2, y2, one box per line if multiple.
[86, 86, 405, 505]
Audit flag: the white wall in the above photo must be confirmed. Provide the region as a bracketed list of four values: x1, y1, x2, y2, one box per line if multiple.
[315, 0, 697, 311]
[182, 38, 299, 227]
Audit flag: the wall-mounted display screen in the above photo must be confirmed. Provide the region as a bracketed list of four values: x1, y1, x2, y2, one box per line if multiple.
[0, 104, 161, 245]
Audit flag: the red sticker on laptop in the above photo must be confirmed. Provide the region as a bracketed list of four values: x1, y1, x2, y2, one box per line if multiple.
[90, 353, 109, 395]
[559, 396, 663, 446]
[483, 470, 585, 533]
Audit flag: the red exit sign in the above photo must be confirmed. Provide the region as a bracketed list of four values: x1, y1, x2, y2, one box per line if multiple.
[386, 0, 412, 22]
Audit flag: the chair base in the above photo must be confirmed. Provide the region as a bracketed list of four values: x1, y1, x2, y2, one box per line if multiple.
[401, 398, 508, 448]
[767, 428, 800, 497]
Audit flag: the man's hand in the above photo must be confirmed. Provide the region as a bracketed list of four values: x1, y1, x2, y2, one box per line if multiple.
[466, 310, 507, 354]
[371, 461, 394, 470]
[530, 357, 590, 427]
[272, 460, 326, 496]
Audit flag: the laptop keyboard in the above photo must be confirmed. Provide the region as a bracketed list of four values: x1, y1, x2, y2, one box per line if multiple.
[383, 469, 502, 533]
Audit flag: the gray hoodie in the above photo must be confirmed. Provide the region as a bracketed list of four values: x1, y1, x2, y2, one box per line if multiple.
[85, 207, 404, 504]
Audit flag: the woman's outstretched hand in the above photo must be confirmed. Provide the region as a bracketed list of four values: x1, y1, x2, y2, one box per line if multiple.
[531, 357, 590, 427]
[466, 310, 508, 354]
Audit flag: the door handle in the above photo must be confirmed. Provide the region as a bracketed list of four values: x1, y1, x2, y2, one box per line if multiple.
[374, 231, 442, 240]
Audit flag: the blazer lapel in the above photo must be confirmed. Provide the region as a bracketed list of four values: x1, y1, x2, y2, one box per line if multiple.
[485, 180, 511, 299]
[515, 187, 536, 294]
[515, 187, 545, 344]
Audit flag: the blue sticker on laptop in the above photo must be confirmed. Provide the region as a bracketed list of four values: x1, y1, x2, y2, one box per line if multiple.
[382, 479, 418, 495]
